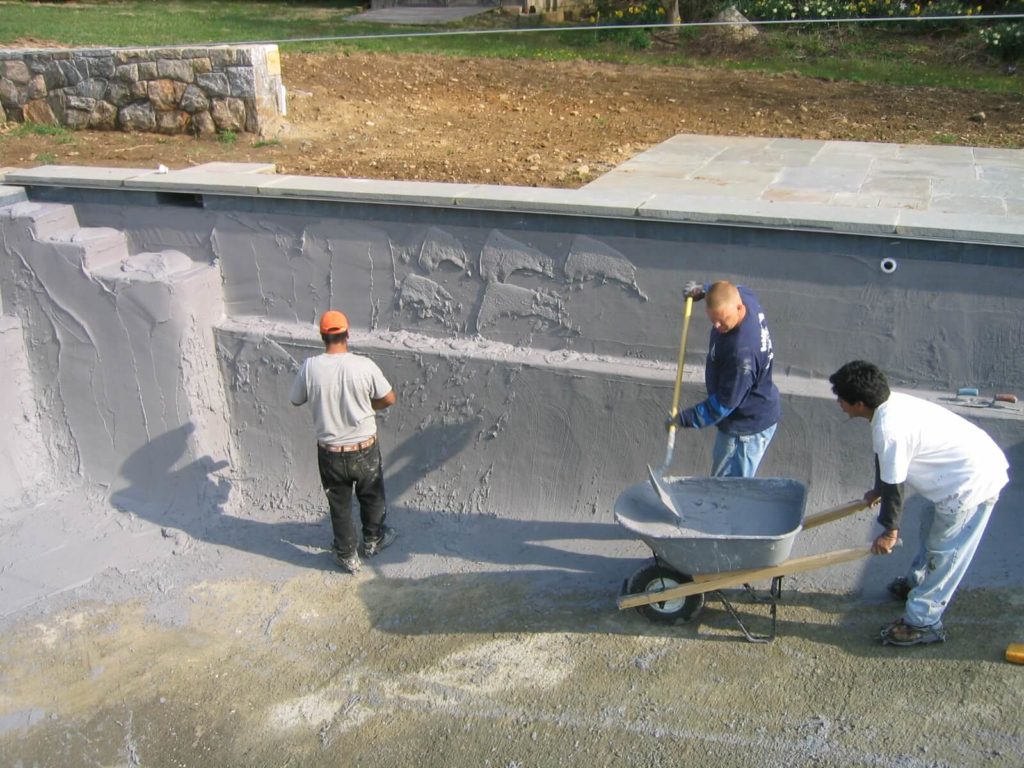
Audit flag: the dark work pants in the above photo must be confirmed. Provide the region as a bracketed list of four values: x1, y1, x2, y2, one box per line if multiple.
[317, 442, 387, 559]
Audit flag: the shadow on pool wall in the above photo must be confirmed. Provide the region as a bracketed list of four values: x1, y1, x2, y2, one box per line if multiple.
[1, 180, 1022, 596]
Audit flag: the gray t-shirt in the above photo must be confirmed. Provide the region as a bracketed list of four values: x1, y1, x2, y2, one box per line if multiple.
[290, 352, 393, 446]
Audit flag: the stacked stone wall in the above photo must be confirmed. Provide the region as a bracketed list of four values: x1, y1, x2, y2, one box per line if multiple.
[0, 44, 283, 136]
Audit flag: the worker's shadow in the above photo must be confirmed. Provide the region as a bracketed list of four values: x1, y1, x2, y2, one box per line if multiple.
[382, 416, 482, 502]
[105, 418, 633, 574]
[109, 422, 331, 568]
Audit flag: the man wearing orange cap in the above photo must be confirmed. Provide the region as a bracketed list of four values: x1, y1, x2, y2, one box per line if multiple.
[290, 310, 397, 574]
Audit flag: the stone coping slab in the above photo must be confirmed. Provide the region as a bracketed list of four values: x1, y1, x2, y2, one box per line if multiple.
[637, 193, 901, 236]
[260, 176, 480, 206]
[5, 139, 1024, 245]
[452, 185, 655, 218]
[123, 169, 277, 195]
[188, 162, 278, 175]
[7, 165, 156, 189]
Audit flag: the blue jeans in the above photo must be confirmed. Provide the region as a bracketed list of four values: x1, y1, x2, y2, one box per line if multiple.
[711, 424, 777, 478]
[902, 494, 998, 629]
[317, 442, 387, 559]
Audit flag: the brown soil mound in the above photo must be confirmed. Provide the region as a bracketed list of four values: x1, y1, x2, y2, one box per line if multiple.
[2, 51, 1022, 187]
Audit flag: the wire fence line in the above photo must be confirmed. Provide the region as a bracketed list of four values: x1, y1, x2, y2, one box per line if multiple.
[203, 12, 1024, 49]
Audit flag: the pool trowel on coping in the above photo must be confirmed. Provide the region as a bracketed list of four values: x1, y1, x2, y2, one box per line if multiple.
[647, 294, 694, 521]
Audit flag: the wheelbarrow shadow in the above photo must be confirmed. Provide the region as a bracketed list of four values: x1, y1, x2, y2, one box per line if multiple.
[356, 505, 695, 637]
[626, 585, 1018, 661]
[356, 503, 1018, 656]
[358, 568, 707, 639]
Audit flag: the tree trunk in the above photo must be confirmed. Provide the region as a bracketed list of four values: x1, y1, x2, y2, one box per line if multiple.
[664, 0, 680, 25]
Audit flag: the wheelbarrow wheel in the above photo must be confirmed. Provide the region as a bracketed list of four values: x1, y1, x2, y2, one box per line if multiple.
[628, 563, 704, 624]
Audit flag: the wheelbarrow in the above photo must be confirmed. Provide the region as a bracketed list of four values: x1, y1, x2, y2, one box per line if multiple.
[615, 476, 877, 643]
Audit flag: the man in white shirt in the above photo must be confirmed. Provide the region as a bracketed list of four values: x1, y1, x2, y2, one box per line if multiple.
[829, 360, 1008, 646]
[291, 310, 397, 574]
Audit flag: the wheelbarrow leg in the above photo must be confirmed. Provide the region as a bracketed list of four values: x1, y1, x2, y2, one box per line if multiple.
[712, 576, 784, 644]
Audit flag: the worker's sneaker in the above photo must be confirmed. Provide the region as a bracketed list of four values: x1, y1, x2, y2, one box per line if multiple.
[879, 618, 945, 646]
[335, 551, 362, 574]
[362, 526, 397, 558]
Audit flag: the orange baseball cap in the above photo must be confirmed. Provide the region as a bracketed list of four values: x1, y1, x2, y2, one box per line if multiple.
[319, 310, 349, 334]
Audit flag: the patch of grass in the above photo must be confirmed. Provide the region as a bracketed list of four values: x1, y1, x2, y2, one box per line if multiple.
[252, 138, 282, 148]
[218, 130, 237, 146]
[11, 123, 72, 139]
[0, 0, 369, 49]
[934, 132, 960, 143]
[35, 152, 57, 164]
[0, 1, 1020, 95]
[679, 26, 1024, 93]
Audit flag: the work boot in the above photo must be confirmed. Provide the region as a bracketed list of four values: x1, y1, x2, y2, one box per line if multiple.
[362, 526, 397, 557]
[335, 551, 362, 574]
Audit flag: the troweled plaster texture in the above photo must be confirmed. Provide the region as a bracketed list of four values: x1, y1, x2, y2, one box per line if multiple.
[0, 167, 1021, 608]
[0, 201, 231, 513]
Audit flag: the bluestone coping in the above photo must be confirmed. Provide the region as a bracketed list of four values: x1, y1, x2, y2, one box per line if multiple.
[6, 165, 155, 188]
[2, 134, 1022, 244]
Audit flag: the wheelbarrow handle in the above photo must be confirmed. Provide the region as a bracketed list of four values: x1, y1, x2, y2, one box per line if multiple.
[618, 545, 876, 609]
[802, 499, 876, 530]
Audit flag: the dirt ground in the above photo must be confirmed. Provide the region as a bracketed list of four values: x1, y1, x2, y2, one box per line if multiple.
[2, 510, 1023, 768]
[2, 50, 1024, 185]
[3, 50, 1024, 768]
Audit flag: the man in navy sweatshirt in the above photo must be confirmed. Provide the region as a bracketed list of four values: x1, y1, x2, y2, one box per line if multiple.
[666, 280, 781, 477]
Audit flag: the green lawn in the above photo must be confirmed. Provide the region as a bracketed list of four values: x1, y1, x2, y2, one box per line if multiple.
[0, 0, 1019, 95]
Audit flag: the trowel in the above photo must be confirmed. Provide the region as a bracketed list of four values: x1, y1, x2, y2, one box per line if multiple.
[647, 294, 694, 521]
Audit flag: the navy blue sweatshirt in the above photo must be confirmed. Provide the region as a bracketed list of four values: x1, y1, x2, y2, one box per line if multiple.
[679, 285, 781, 435]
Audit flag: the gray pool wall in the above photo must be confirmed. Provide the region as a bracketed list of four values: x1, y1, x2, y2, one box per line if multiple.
[1, 173, 1021, 590]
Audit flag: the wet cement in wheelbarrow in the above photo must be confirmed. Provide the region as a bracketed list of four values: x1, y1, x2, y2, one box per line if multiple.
[614, 476, 807, 539]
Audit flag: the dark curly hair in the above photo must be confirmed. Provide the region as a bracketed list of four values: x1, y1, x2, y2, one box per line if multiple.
[829, 360, 891, 409]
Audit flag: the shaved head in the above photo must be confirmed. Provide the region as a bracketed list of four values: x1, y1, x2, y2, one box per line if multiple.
[705, 281, 741, 310]
[705, 281, 746, 334]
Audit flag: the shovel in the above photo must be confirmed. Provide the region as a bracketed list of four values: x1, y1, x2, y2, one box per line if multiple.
[647, 295, 694, 520]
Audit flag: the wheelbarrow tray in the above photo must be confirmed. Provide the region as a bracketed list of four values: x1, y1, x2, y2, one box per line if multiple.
[614, 476, 807, 574]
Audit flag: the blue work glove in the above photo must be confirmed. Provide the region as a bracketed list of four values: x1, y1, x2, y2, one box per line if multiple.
[665, 412, 695, 431]
[684, 281, 706, 301]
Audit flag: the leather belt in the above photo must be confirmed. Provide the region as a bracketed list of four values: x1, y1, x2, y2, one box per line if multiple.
[318, 436, 376, 453]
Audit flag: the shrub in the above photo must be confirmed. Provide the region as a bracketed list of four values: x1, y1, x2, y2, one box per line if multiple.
[980, 22, 1024, 59]
[587, 0, 665, 47]
[734, 0, 988, 20]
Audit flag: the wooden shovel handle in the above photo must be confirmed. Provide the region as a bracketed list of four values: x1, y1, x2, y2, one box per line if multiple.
[668, 296, 694, 420]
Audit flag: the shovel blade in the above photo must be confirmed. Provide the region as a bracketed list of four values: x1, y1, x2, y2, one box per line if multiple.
[647, 464, 682, 521]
